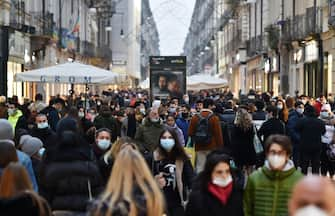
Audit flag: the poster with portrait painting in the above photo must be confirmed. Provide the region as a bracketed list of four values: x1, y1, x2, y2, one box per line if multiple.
[149, 56, 186, 101]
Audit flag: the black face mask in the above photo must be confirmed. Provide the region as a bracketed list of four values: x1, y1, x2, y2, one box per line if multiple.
[182, 112, 189, 119]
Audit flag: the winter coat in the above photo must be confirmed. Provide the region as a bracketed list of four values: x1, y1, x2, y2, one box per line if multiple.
[252, 111, 266, 121]
[39, 148, 104, 212]
[87, 186, 148, 216]
[257, 118, 286, 144]
[287, 110, 303, 145]
[295, 116, 326, 152]
[135, 118, 164, 153]
[17, 150, 39, 192]
[185, 182, 244, 216]
[8, 109, 23, 131]
[165, 124, 186, 146]
[176, 117, 190, 144]
[243, 161, 303, 216]
[145, 152, 195, 210]
[231, 125, 256, 166]
[188, 109, 223, 151]
[0, 192, 51, 216]
[30, 127, 57, 150]
[320, 117, 335, 144]
[219, 109, 236, 124]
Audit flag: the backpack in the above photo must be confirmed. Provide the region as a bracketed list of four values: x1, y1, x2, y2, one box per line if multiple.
[192, 113, 214, 145]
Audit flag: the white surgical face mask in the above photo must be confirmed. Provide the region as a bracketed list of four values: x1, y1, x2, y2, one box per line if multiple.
[7, 108, 15, 116]
[78, 111, 85, 118]
[97, 139, 111, 151]
[296, 108, 304, 115]
[212, 175, 233, 187]
[320, 111, 330, 118]
[37, 122, 49, 129]
[277, 105, 283, 110]
[160, 138, 175, 152]
[268, 155, 286, 170]
[150, 118, 160, 123]
[294, 205, 329, 216]
[38, 147, 46, 157]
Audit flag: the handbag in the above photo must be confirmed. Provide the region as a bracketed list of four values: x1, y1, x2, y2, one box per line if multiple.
[184, 138, 195, 167]
[253, 125, 264, 154]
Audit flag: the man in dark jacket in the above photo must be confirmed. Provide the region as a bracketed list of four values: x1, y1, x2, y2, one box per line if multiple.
[287, 101, 305, 167]
[258, 105, 286, 144]
[30, 114, 57, 150]
[41, 98, 65, 131]
[252, 100, 267, 120]
[220, 101, 236, 124]
[176, 105, 191, 144]
[296, 105, 326, 175]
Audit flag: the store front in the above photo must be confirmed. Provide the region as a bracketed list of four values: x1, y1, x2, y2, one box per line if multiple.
[246, 56, 264, 92]
[304, 40, 322, 98]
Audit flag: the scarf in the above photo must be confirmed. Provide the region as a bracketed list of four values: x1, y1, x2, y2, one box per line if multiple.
[207, 182, 233, 205]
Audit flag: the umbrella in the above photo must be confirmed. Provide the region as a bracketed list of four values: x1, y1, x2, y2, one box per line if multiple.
[15, 62, 119, 84]
[187, 74, 227, 91]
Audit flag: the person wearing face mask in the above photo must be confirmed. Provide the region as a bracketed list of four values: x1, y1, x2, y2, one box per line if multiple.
[287, 101, 305, 168]
[258, 105, 286, 145]
[244, 134, 303, 216]
[296, 105, 326, 175]
[19, 135, 45, 186]
[289, 175, 335, 216]
[165, 114, 185, 147]
[7, 100, 23, 131]
[275, 99, 289, 124]
[146, 128, 194, 216]
[93, 128, 112, 160]
[176, 105, 191, 144]
[318, 104, 335, 178]
[30, 114, 57, 151]
[135, 107, 164, 153]
[185, 152, 244, 216]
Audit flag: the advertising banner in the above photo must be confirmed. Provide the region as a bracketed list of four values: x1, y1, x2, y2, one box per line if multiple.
[149, 56, 186, 101]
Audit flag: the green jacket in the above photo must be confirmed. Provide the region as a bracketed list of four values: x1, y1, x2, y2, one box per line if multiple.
[135, 118, 164, 153]
[243, 161, 303, 216]
[8, 109, 22, 131]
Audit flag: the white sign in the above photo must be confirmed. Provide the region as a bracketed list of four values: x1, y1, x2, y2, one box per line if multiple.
[305, 41, 318, 63]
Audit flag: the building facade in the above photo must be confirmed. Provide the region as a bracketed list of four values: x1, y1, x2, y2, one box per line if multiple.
[184, 0, 335, 98]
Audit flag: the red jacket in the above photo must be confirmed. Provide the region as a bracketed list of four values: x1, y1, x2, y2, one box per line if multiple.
[188, 109, 223, 151]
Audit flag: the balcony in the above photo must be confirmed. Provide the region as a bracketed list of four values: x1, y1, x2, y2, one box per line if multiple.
[80, 41, 96, 57]
[28, 12, 54, 37]
[246, 35, 264, 57]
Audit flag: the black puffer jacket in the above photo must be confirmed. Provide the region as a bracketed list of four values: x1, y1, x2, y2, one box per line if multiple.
[39, 148, 104, 212]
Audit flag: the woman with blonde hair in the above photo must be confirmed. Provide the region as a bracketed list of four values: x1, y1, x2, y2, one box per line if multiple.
[98, 136, 138, 182]
[231, 108, 256, 173]
[89, 145, 165, 216]
[0, 162, 51, 215]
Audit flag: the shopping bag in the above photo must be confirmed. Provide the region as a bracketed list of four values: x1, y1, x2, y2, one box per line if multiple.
[253, 125, 264, 154]
[184, 138, 196, 167]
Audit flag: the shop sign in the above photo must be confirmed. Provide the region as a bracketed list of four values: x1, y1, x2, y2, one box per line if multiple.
[305, 40, 318, 63]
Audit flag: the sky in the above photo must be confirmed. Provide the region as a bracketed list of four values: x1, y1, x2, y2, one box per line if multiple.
[149, 0, 196, 56]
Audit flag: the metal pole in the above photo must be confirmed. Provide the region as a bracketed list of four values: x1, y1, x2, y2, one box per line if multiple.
[58, 0, 62, 48]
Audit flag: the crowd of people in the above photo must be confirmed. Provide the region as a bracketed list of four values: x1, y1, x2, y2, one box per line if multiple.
[0, 89, 334, 216]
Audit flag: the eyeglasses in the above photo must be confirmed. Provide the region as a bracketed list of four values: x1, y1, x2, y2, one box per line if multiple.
[268, 150, 286, 156]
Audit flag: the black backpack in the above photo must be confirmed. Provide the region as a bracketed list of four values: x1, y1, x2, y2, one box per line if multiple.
[193, 113, 214, 145]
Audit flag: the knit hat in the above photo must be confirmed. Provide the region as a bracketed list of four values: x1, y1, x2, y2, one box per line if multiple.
[20, 136, 43, 157]
[0, 119, 14, 140]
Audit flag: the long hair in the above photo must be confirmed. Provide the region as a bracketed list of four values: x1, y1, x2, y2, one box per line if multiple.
[276, 99, 289, 122]
[96, 146, 165, 216]
[195, 152, 236, 190]
[105, 136, 137, 160]
[157, 128, 189, 161]
[0, 141, 18, 168]
[0, 162, 52, 216]
[234, 108, 253, 131]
